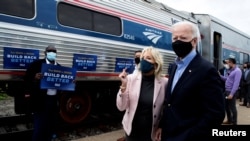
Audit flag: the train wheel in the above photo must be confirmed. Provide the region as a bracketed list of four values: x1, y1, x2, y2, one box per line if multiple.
[59, 92, 91, 124]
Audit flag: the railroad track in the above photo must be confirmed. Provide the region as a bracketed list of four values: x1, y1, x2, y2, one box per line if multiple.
[0, 112, 123, 141]
[0, 114, 33, 140]
[57, 112, 123, 140]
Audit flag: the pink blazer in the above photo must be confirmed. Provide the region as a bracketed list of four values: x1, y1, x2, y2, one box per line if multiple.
[116, 73, 168, 140]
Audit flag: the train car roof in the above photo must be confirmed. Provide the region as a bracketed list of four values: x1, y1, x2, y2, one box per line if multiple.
[147, 0, 198, 23]
[195, 13, 250, 38]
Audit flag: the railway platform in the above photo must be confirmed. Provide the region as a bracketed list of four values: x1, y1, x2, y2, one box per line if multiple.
[73, 100, 250, 141]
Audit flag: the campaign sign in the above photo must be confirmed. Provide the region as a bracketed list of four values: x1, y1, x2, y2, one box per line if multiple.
[3, 47, 39, 69]
[40, 64, 76, 91]
[73, 54, 97, 71]
[115, 58, 134, 73]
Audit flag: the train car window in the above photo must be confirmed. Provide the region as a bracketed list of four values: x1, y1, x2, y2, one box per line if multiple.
[58, 3, 92, 30]
[239, 52, 249, 64]
[0, 0, 34, 18]
[58, 3, 122, 36]
[239, 53, 244, 64]
[94, 12, 121, 36]
[243, 53, 249, 63]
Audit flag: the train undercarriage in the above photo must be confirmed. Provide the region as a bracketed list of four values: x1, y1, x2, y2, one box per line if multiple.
[1, 80, 122, 124]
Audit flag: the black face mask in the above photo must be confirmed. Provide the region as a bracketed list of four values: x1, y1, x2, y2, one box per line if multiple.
[134, 57, 140, 64]
[172, 40, 193, 58]
[247, 64, 250, 69]
[140, 59, 154, 73]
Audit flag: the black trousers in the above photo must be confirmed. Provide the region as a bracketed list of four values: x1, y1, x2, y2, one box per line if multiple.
[125, 117, 152, 141]
[246, 86, 250, 104]
[125, 130, 152, 141]
[225, 91, 237, 125]
[241, 86, 248, 105]
[32, 95, 59, 141]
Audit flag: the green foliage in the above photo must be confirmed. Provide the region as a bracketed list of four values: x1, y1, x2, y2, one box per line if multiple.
[0, 93, 10, 100]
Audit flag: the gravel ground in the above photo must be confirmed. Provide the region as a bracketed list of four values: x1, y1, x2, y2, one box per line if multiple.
[56, 123, 123, 141]
[0, 96, 123, 141]
[0, 97, 16, 117]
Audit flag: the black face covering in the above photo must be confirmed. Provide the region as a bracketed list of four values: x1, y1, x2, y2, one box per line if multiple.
[172, 40, 193, 58]
[247, 64, 250, 69]
[134, 57, 140, 64]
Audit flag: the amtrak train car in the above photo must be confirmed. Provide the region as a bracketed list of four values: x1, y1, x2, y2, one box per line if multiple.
[193, 14, 250, 68]
[0, 0, 249, 124]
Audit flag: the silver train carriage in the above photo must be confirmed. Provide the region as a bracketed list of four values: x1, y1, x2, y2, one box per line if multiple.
[193, 14, 250, 68]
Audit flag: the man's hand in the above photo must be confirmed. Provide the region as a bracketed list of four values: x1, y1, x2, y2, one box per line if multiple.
[24, 91, 30, 98]
[226, 94, 233, 99]
[24, 94, 30, 98]
[35, 73, 43, 80]
[155, 128, 162, 141]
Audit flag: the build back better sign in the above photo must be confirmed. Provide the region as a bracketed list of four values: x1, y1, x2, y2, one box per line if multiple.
[40, 64, 76, 91]
[72, 54, 97, 71]
[115, 58, 134, 74]
[3, 47, 39, 69]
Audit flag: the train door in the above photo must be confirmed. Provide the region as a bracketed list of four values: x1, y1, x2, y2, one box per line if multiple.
[213, 32, 222, 69]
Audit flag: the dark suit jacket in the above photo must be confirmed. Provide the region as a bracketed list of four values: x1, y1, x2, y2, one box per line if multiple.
[245, 70, 250, 97]
[24, 59, 61, 112]
[239, 69, 246, 94]
[160, 53, 225, 141]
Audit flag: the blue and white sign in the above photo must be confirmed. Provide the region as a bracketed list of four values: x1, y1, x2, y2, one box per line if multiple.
[115, 58, 134, 74]
[40, 64, 76, 91]
[3, 47, 39, 69]
[73, 54, 97, 71]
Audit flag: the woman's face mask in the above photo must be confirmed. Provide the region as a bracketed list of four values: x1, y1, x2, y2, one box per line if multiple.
[140, 58, 155, 73]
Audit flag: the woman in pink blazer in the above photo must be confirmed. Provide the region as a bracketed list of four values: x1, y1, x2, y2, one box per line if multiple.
[116, 47, 168, 141]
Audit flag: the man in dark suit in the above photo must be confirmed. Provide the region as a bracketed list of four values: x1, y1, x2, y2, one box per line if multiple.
[243, 62, 250, 107]
[24, 45, 61, 141]
[155, 21, 225, 141]
[239, 62, 249, 105]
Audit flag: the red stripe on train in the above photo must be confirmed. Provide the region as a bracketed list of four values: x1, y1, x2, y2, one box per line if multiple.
[0, 71, 25, 75]
[65, 0, 170, 31]
[0, 71, 118, 77]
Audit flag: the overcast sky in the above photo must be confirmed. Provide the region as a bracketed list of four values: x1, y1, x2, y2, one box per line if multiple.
[155, 0, 250, 36]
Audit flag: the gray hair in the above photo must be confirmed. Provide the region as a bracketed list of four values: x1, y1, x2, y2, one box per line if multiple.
[172, 21, 202, 50]
[172, 21, 199, 38]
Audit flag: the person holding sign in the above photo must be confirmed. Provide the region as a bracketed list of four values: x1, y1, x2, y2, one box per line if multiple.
[116, 47, 168, 141]
[24, 45, 61, 141]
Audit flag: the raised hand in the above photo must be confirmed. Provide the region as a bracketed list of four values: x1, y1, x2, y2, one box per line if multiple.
[118, 68, 128, 87]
